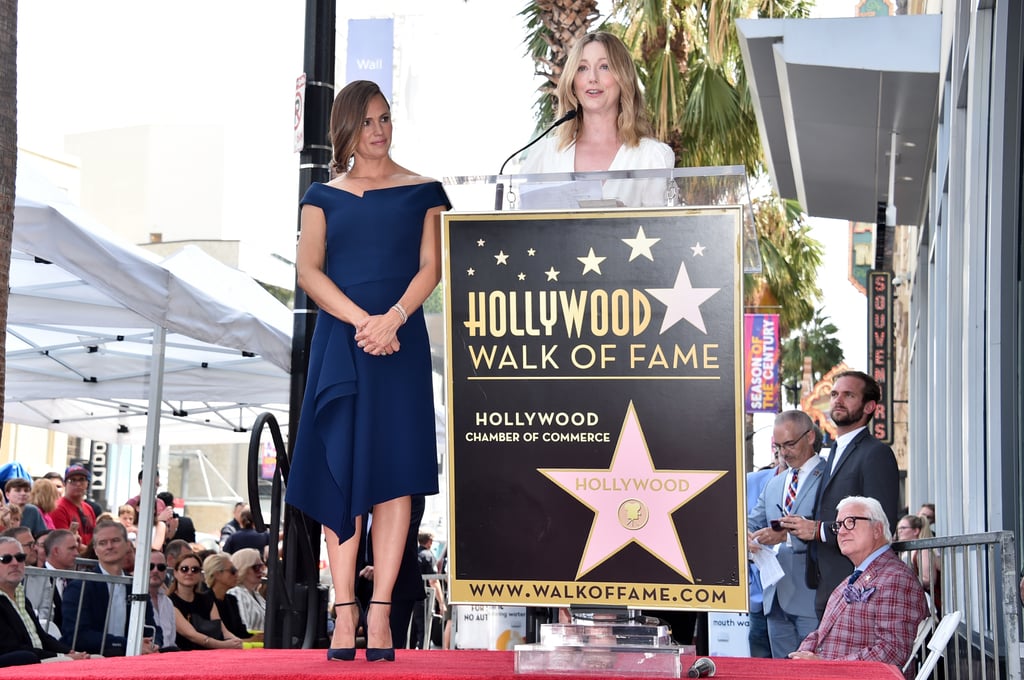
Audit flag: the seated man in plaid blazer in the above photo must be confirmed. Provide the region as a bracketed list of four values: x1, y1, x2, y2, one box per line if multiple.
[790, 495, 928, 671]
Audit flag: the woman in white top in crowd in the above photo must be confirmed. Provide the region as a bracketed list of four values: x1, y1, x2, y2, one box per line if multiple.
[228, 548, 267, 633]
[522, 31, 674, 207]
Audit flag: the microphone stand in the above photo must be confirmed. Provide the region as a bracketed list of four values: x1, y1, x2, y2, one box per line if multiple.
[493, 109, 578, 210]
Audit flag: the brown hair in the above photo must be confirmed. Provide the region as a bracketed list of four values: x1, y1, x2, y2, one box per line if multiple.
[329, 80, 390, 174]
[555, 31, 654, 151]
[167, 552, 203, 597]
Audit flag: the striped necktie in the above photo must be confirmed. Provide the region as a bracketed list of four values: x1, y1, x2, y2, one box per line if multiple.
[783, 468, 799, 514]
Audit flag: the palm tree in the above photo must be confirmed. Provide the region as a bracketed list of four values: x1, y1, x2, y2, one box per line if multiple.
[521, 0, 601, 125]
[610, 0, 813, 172]
[780, 308, 845, 407]
[0, 0, 18, 429]
[744, 195, 822, 336]
[520, 1, 823, 335]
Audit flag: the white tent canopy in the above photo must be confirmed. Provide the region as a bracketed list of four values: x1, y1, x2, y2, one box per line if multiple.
[6, 162, 292, 445]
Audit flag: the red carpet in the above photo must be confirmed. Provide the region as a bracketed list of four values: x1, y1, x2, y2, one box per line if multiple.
[0, 649, 904, 679]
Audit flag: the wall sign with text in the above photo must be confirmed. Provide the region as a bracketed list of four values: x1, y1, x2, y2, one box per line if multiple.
[443, 207, 746, 611]
[867, 271, 893, 443]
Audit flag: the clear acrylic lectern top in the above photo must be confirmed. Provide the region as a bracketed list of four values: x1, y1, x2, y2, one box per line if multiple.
[442, 165, 761, 274]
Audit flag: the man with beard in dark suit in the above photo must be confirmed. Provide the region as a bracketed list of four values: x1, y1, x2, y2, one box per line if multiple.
[780, 370, 899, 619]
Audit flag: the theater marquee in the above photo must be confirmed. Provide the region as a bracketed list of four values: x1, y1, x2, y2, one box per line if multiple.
[442, 208, 746, 611]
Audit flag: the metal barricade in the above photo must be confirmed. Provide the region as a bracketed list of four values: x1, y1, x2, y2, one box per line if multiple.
[892, 531, 1022, 679]
[24, 563, 136, 657]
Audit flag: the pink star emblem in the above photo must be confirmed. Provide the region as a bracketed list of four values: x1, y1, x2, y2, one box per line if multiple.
[539, 402, 726, 581]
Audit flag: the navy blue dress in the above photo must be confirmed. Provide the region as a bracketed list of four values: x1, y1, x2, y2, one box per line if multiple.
[286, 181, 450, 544]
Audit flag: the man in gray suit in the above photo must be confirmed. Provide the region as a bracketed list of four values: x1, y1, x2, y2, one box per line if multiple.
[781, 370, 900, 619]
[747, 410, 824, 657]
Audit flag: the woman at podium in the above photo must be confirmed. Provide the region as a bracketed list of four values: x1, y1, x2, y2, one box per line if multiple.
[521, 31, 674, 207]
[286, 79, 450, 662]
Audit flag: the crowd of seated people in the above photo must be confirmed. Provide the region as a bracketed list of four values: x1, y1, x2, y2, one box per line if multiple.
[0, 467, 270, 666]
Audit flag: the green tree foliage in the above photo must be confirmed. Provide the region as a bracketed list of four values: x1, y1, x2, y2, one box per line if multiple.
[780, 308, 845, 407]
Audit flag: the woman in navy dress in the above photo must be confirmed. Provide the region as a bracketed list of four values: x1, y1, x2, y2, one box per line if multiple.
[286, 80, 449, 662]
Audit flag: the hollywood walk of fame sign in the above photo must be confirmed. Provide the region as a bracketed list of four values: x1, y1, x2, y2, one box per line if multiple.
[442, 207, 747, 611]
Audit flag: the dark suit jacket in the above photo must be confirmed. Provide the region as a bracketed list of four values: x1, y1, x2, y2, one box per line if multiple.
[0, 591, 71, 660]
[60, 568, 158, 655]
[810, 428, 899, 617]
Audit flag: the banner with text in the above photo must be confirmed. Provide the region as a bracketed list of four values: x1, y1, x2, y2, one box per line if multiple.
[867, 271, 893, 443]
[443, 208, 746, 611]
[346, 19, 394, 100]
[743, 314, 780, 413]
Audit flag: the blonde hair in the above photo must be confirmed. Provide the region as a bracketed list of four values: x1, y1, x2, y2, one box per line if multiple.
[230, 547, 264, 582]
[29, 478, 59, 514]
[555, 31, 654, 151]
[203, 553, 235, 589]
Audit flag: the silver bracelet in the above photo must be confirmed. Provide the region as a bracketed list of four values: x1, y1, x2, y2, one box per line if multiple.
[391, 302, 408, 324]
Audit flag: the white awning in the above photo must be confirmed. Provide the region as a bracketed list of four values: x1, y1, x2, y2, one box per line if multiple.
[737, 14, 941, 224]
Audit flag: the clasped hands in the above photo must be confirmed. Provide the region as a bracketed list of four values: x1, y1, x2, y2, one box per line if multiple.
[354, 312, 401, 356]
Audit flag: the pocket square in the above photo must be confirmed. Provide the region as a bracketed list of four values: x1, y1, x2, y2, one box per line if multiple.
[843, 584, 876, 603]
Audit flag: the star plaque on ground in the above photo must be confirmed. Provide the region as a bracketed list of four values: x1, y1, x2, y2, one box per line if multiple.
[539, 402, 727, 581]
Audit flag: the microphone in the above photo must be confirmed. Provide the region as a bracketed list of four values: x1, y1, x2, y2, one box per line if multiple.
[493, 109, 578, 209]
[686, 657, 716, 678]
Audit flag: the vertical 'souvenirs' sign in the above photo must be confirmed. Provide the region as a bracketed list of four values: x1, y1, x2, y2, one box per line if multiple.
[868, 271, 893, 444]
[443, 207, 746, 611]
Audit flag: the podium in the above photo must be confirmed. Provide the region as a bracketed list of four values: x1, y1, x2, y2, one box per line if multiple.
[439, 167, 754, 675]
[443, 165, 761, 272]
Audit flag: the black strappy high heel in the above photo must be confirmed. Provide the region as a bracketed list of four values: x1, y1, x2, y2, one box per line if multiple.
[365, 600, 395, 662]
[327, 601, 359, 661]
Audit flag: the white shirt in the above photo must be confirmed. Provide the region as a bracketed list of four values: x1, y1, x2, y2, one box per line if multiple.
[521, 136, 675, 207]
[151, 589, 176, 648]
[99, 564, 127, 636]
[830, 425, 868, 473]
[228, 585, 266, 632]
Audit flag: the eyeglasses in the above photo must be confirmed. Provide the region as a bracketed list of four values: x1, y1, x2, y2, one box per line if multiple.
[66, 477, 89, 485]
[830, 516, 875, 533]
[772, 427, 812, 454]
[0, 553, 28, 565]
[177, 565, 202, 574]
[20, 541, 37, 550]
[150, 563, 168, 572]
[252, 563, 266, 572]
[223, 567, 238, 575]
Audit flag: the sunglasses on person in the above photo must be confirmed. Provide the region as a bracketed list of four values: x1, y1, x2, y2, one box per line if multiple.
[178, 565, 202, 574]
[0, 553, 28, 564]
[150, 563, 168, 572]
[223, 567, 238, 575]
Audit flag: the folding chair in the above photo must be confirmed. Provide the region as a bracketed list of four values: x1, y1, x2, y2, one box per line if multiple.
[914, 610, 962, 680]
[901, 616, 935, 675]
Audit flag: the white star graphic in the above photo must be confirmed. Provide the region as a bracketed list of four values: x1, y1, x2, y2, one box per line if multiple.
[691, 242, 706, 256]
[646, 261, 720, 334]
[495, 250, 509, 265]
[577, 248, 606, 276]
[527, 248, 536, 256]
[622, 226, 660, 262]
[517, 272, 526, 281]
[477, 239, 485, 247]
[466, 267, 475, 276]
[545, 267, 560, 282]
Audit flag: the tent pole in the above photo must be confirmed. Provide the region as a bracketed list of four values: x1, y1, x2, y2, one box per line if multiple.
[126, 325, 166, 655]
